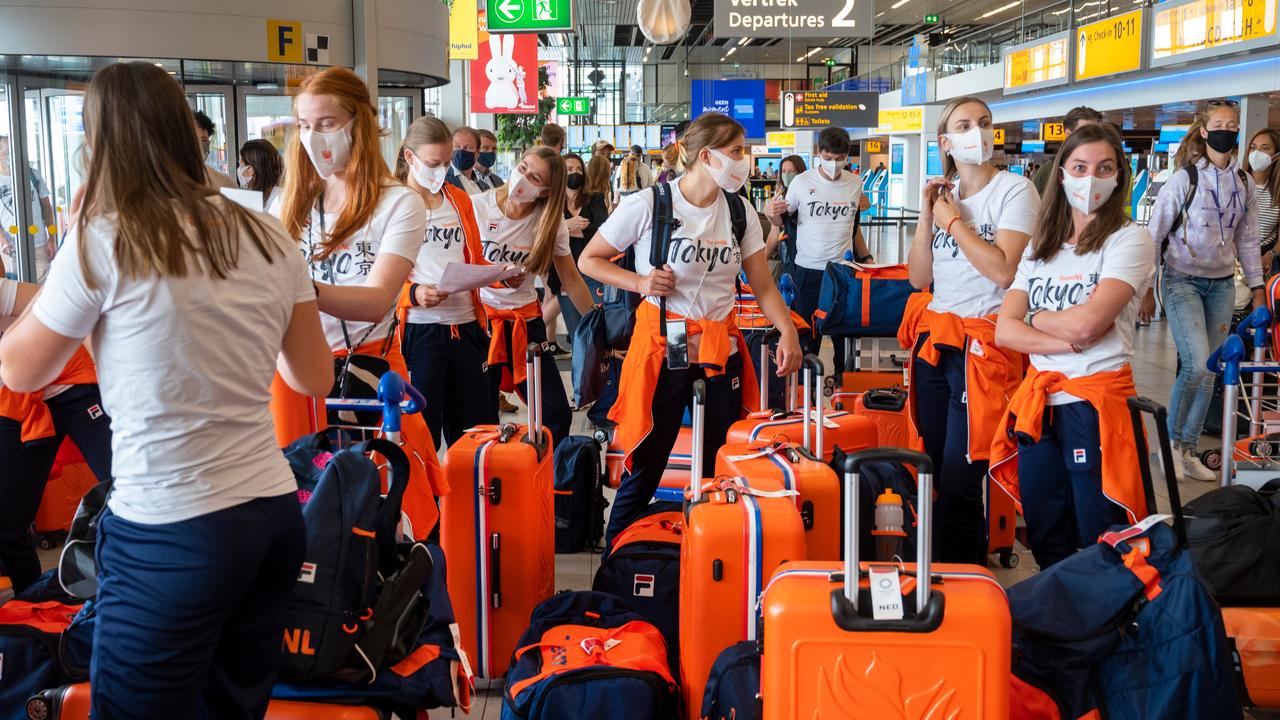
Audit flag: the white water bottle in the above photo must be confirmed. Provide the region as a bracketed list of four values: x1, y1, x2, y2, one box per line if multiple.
[873, 488, 906, 561]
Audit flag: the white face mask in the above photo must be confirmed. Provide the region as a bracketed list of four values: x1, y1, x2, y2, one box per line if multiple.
[236, 165, 253, 189]
[410, 155, 449, 194]
[299, 119, 354, 179]
[1249, 149, 1275, 173]
[507, 167, 546, 204]
[1060, 168, 1119, 215]
[944, 126, 994, 166]
[707, 148, 750, 192]
[816, 157, 844, 179]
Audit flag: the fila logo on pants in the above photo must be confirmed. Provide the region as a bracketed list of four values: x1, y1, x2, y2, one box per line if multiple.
[633, 573, 655, 597]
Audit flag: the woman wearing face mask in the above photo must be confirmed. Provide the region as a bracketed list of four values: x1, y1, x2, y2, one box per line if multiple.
[237, 138, 283, 209]
[559, 152, 610, 336]
[1139, 99, 1263, 482]
[902, 96, 1038, 565]
[579, 112, 804, 550]
[393, 116, 496, 449]
[473, 146, 594, 446]
[774, 155, 807, 276]
[271, 66, 446, 539]
[1244, 128, 1280, 274]
[989, 123, 1154, 569]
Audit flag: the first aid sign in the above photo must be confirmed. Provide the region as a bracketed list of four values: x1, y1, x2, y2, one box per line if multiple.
[715, 0, 873, 37]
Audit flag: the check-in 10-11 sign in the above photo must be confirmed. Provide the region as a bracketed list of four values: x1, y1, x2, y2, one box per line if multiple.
[714, 0, 874, 38]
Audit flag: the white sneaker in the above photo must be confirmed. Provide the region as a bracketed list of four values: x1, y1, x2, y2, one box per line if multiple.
[1158, 443, 1185, 481]
[1182, 446, 1217, 483]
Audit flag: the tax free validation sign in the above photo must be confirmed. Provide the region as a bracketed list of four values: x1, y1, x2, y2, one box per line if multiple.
[716, 0, 874, 37]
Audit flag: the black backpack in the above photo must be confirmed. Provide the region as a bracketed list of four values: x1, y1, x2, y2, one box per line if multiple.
[553, 435, 608, 553]
[279, 435, 431, 683]
[1185, 479, 1280, 605]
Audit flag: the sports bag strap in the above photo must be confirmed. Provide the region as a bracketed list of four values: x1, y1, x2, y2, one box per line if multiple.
[1100, 517, 1169, 602]
[1161, 164, 1199, 262]
[723, 189, 747, 245]
[351, 438, 412, 569]
[651, 183, 675, 336]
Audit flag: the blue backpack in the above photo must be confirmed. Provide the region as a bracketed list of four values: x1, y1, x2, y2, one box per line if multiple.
[553, 435, 607, 554]
[501, 591, 678, 720]
[700, 641, 761, 720]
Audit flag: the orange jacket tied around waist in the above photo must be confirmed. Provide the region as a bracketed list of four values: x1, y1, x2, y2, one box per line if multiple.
[610, 301, 760, 473]
[988, 364, 1147, 524]
[897, 295, 1025, 463]
[484, 301, 541, 393]
[0, 346, 97, 442]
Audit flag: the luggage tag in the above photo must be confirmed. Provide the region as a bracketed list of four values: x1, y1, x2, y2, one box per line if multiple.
[868, 565, 905, 621]
[665, 319, 690, 370]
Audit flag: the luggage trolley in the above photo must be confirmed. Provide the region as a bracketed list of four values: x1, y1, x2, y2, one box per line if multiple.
[1204, 306, 1280, 488]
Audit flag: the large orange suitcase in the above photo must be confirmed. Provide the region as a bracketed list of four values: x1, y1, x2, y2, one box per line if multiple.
[25, 683, 385, 719]
[726, 356, 877, 462]
[440, 344, 555, 680]
[1222, 607, 1280, 708]
[761, 448, 1011, 719]
[681, 379, 808, 720]
[715, 358, 841, 561]
[838, 386, 921, 450]
[604, 425, 689, 492]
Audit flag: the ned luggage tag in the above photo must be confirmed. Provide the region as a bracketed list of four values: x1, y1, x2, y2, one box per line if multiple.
[665, 319, 690, 370]
[869, 565, 905, 621]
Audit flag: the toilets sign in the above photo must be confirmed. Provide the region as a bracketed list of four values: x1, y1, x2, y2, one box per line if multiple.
[715, 0, 873, 37]
[487, 0, 574, 32]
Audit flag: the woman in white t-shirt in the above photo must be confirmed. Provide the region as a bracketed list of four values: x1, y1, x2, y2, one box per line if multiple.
[0, 61, 332, 718]
[272, 67, 445, 539]
[902, 95, 1039, 565]
[579, 112, 803, 549]
[990, 123, 1155, 569]
[473, 146, 594, 446]
[394, 116, 496, 448]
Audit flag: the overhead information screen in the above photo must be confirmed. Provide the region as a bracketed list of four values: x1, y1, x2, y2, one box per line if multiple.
[1075, 9, 1144, 81]
[1151, 0, 1279, 67]
[780, 91, 879, 129]
[1003, 31, 1071, 94]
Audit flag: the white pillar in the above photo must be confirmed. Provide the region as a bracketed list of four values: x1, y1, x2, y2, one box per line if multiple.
[354, 0, 380, 104]
[1240, 94, 1269, 154]
[440, 60, 471, 128]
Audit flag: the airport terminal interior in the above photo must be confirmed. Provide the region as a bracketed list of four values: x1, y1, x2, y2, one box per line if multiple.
[3, 0, 1280, 718]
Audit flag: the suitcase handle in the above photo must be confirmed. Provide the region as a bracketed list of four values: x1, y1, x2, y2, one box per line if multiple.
[1126, 397, 1188, 549]
[758, 329, 781, 413]
[489, 532, 502, 609]
[861, 387, 907, 412]
[801, 354, 824, 457]
[842, 449, 934, 614]
[525, 343, 543, 445]
[689, 379, 707, 502]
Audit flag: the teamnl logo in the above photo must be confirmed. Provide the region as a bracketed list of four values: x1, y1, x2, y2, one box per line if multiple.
[633, 573, 656, 598]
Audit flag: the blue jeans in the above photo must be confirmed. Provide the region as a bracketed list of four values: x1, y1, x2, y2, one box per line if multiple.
[90, 494, 305, 720]
[1161, 267, 1235, 446]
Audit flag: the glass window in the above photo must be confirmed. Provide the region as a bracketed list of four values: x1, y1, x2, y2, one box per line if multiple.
[379, 95, 412, 171]
[245, 94, 294, 153]
[424, 86, 442, 118]
[190, 92, 229, 175]
[0, 77, 17, 280]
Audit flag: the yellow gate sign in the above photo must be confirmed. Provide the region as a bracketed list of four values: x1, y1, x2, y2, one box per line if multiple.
[993, 128, 1006, 145]
[1076, 9, 1144, 81]
[1042, 122, 1066, 142]
[267, 19, 303, 63]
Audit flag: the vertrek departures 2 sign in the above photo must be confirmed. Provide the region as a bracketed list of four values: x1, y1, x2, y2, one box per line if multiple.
[714, 0, 874, 38]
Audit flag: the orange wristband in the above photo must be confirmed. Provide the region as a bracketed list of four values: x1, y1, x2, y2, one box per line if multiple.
[946, 216, 961, 237]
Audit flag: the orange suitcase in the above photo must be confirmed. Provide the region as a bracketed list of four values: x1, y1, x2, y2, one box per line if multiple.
[440, 344, 555, 680]
[715, 360, 841, 561]
[681, 379, 808, 720]
[604, 425, 689, 492]
[761, 448, 1011, 719]
[1222, 607, 1280, 708]
[26, 683, 385, 719]
[839, 386, 922, 450]
[988, 477, 1021, 569]
[726, 356, 877, 463]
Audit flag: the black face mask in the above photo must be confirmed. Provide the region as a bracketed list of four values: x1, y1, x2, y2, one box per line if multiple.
[566, 172, 585, 190]
[1205, 129, 1239, 154]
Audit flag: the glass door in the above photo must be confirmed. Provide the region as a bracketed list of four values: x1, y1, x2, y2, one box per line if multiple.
[18, 84, 83, 283]
[240, 90, 294, 154]
[188, 86, 234, 175]
[378, 90, 419, 171]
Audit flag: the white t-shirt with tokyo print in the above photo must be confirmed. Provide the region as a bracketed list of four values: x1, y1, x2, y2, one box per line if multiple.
[406, 195, 476, 326]
[785, 168, 863, 270]
[599, 183, 765, 329]
[473, 189, 572, 311]
[270, 184, 426, 352]
[928, 171, 1040, 318]
[1011, 222, 1155, 405]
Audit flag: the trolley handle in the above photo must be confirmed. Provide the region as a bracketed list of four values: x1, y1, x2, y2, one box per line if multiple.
[1206, 334, 1247, 385]
[376, 372, 425, 436]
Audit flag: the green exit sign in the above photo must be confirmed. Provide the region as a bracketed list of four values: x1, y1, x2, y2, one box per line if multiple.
[925, 13, 941, 22]
[487, 0, 574, 33]
[556, 97, 592, 115]
[825, 58, 835, 67]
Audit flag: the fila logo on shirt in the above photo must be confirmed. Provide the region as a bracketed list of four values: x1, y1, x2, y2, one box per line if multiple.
[488, 222, 500, 233]
[633, 573, 656, 597]
[1027, 272, 1100, 311]
[298, 562, 318, 584]
[87, 405, 104, 420]
[1073, 448, 1087, 464]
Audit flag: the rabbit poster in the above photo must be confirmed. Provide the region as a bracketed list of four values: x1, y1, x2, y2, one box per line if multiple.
[471, 32, 537, 114]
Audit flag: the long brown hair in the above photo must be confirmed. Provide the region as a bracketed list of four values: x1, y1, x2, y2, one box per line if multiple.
[1032, 123, 1132, 262]
[936, 96, 992, 178]
[239, 139, 283, 196]
[683, 113, 745, 169]
[1174, 99, 1239, 170]
[76, 62, 281, 289]
[564, 152, 589, 211]
[394, 116, 452, 183]
[499, 146, 566, 276]
[1244, 128, 1280, 200]
[585, 154, 612, 197]
[279, 67, 395, 260]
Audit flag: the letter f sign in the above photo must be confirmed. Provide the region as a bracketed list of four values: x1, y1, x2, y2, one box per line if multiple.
[268, 20, 304, 63]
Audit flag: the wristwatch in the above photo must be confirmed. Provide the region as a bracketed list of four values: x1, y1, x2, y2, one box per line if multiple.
[1025, 307, 1043, 328]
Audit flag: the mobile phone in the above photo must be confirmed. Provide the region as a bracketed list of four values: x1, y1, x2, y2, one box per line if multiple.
[665, 319, 690, 371]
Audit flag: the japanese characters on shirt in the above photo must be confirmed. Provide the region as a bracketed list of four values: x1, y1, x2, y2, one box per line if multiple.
[928, 171, 1040, 318]
[785, 168, 864, 270]
[407, 195, 475, 326]
[473, 189, 571, 311]
[1012, 223, 1155, 404]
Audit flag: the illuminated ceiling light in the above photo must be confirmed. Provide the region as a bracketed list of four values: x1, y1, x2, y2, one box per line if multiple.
[890, 0, 909, 8]
[738, 36, 751, 45]
[726, 46, 737, 57]
[637, 0, 692, 45]
[980, 1, 1020, 18]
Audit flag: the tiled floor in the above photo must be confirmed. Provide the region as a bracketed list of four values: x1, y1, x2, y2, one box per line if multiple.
[36, 318, 1276, 719]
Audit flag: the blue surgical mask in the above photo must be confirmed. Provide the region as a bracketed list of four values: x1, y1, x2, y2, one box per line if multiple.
[478, 151, 497, 169]
[452, 149, 476, 172]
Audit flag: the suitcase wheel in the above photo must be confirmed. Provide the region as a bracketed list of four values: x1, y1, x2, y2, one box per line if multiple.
[999, 550, 1019, 569]
[26, 693, 53, 720]
[1200, 448, 1223, 472]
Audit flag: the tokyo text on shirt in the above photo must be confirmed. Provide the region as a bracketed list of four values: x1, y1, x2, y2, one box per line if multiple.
[473, 189, 571, 311]
[407, 194, 476, 325]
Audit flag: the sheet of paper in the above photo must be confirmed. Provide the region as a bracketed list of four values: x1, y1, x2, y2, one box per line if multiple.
[220, 187, 265, 211]
[435, 263, 522, 293]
